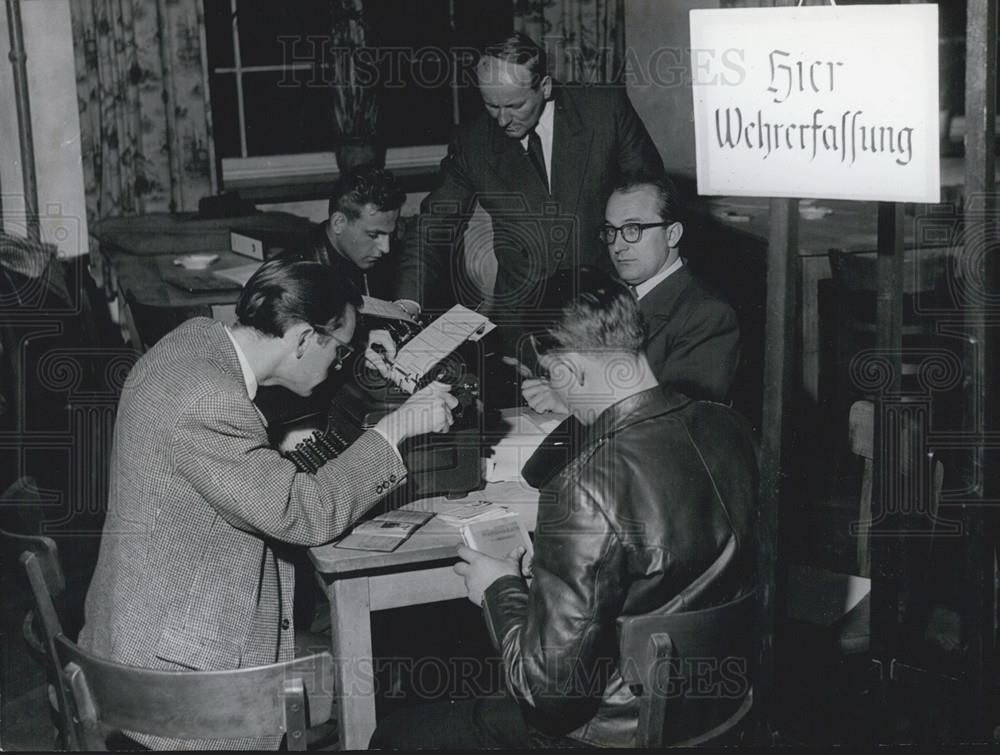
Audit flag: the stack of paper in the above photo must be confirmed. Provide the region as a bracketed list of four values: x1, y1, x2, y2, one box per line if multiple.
[485, 407, 568, 483]
[437, 500, 516, 528]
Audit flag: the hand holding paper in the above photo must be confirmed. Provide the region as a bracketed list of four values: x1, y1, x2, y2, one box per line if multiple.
[364, 329, 397, 379]
[453, 544, 523, 607]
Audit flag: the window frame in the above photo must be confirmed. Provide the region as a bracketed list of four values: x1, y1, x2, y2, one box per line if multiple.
[205, 0, 467, 196]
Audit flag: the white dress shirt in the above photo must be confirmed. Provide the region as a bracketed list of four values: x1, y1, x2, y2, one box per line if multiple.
[635, 256, 684, 300]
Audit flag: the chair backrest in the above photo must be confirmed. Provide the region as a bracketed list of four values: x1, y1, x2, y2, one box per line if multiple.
[17, 541, 78, 749]
[828, 247, 957, 299]
[55, 636, 334, 751]
[619, 590, 757, 748]
[17, 549, 335, 751]
[0, 475, 46, 540]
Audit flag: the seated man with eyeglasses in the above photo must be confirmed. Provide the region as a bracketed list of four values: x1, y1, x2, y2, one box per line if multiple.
[521, 172, 740, 413]
[79, 257, 457, 750]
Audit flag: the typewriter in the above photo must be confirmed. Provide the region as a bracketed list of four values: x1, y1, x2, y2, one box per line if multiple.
[278, 307, 488, 498]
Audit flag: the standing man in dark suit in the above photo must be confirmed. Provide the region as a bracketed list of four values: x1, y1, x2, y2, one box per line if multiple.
[78, 257, 456, 750]
[522, 172, 740, 411]
[389, 32, 663, 359]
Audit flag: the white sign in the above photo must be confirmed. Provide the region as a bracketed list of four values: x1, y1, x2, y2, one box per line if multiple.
[690, 5, 940, 203]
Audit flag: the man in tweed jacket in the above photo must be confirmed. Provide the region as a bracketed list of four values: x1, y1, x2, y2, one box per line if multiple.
[78, 257, 456, 749]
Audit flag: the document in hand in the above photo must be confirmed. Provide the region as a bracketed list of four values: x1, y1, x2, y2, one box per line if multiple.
[335, 509, 435, 552]
[461, 516, 533, 562]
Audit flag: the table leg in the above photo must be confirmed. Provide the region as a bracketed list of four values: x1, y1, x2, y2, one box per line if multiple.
[328, 575, 376, 751]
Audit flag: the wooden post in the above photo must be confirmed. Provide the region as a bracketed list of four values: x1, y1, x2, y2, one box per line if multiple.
[869, 202, 904, 682]
[757, 197, 799, 742]
[5, 0, 39, 242]
[962, 0, 996, 738]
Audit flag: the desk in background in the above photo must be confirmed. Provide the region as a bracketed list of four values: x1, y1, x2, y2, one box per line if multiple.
[688, 196, 928, 410]
[310, 479, 540, 751]
[91, 212, 312, 349]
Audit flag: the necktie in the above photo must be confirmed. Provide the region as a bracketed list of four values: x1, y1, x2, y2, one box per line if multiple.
[526, 130, 548, 191]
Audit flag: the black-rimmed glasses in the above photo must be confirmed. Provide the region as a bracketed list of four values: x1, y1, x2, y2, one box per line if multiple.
[597, 221, 671, 245]
[329, 334, 354, 370]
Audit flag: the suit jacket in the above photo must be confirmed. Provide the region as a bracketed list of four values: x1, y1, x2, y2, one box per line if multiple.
[394, 84, 663, 320]
[639, 265, 740, 403]
[78, 318, 407, 750]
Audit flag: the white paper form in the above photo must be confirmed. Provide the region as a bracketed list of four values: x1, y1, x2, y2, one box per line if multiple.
[388, 305, 495, 392]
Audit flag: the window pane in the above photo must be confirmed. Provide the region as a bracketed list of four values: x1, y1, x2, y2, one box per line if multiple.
[205, 0, 515, 164]
[364, 0, 452, 146]
[453, 0, 513, 125]
[204, 0, 235, 70]
[242, 71, 337, 156]
[235, 0, 331, 68]
[208, 73, 241, 159]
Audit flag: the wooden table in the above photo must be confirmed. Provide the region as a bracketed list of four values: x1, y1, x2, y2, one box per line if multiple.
[90, 212, 312, 349]
[309, 479, 541, 751]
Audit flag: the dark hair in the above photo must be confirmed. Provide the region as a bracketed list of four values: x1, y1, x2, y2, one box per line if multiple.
[479, 32, 548, 87]
[533, 267, 644, 356]
[610, 171, 682, 226]
[328, 164, 406, 219]
[235, 257, 362, 339]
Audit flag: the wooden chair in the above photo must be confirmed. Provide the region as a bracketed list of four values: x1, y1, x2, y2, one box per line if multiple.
[619, 590, 756, 747]
[19, 545, 335, 750]
[0, 477, 76, 748]
[850, 399, 946, 579]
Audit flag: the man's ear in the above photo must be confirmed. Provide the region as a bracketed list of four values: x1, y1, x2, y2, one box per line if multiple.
[540, 74, 553, 100]
[563, 352, 587, 388]
[284, 323, 313, 360]
[666, 221, 684, 249]
[330, 211, 348, 236]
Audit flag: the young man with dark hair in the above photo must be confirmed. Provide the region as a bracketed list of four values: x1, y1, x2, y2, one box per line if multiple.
[370, 268, 758, 750]
[304, 164, 408, 301]
[79, 256, 457, 750]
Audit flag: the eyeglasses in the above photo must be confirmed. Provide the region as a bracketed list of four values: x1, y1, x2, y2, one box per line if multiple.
[597, 221, 671, 245]
[329, 334, 355, 370]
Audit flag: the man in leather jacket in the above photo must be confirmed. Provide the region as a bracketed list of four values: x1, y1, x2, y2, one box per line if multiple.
[369, 268, 758, 749]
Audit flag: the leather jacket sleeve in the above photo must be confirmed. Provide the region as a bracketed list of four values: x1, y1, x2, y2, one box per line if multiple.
[482, 482, 629, 733]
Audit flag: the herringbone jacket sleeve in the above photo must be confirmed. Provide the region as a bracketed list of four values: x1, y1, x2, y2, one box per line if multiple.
[172, 385, 406, 546]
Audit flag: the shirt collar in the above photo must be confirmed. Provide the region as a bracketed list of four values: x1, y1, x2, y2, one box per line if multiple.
[520, 98, 555, 148]
[635, 256, 684, 300]
[223, 325, 258, 400]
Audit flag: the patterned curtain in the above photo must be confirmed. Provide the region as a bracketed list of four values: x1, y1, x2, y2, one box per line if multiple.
[514, 0, 626, 84]
[69, 0, 213, 220]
